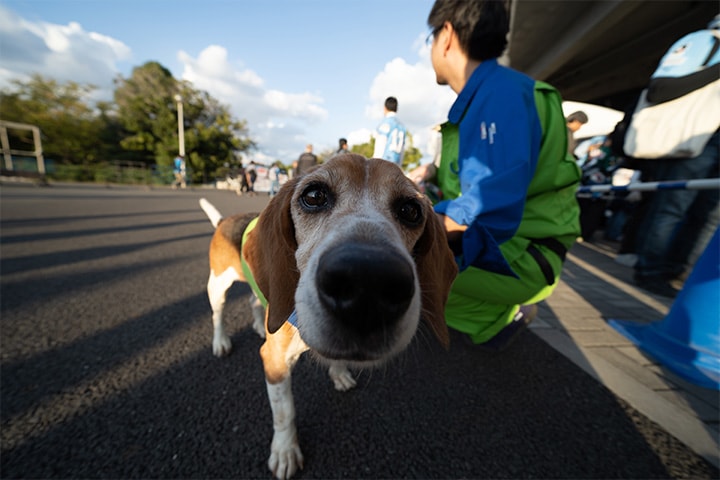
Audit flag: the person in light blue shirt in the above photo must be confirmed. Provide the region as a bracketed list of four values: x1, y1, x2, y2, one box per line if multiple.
[172, 154, 186, 189]
[373, 96, 407, 166]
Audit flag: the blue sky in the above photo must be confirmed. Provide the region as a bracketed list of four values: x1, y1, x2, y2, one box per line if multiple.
[0, 0, 460, 164]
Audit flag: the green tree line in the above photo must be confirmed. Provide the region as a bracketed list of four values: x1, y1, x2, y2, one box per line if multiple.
[0, 61, 254, 184]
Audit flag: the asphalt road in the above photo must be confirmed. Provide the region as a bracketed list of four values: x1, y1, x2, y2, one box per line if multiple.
[1, 182, 717, 479]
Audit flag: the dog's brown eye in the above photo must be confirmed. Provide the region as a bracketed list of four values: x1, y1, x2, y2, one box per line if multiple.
[396, 199, 423, 226]
[300, 184, 332, 211]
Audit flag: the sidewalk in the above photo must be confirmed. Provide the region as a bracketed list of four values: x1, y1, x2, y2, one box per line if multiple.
[532, 236, 719, 469]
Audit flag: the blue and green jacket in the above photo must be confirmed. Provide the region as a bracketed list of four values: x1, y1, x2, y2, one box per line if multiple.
[435, 59, 581, 275]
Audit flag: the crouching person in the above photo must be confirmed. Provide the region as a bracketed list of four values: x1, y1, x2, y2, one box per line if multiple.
[413, 0, 581, 349]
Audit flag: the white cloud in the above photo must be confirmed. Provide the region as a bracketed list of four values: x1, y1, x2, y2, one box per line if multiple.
[264, 90, 327, 121]
[0, 6, 130, 98]
[178, 44, 329, 163]
[346, 128, 374, 147]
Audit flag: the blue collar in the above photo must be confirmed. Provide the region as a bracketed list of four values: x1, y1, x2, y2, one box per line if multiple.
[287, 310, 298, 327]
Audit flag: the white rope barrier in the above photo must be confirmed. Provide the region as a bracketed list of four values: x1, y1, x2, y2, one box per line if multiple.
[577, 178, 720, 194]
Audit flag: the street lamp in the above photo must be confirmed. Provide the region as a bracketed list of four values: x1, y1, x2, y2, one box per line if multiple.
[174, 94, 185, 157]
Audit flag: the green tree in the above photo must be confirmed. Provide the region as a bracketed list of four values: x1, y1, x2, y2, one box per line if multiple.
[114, 61, 255, 183]
[351, 138, 375, 159]
[113, 62, 179, 164]
[402, 132, 423, 171]
[181, 89, 255, 183]
[0, 74, 105, 165]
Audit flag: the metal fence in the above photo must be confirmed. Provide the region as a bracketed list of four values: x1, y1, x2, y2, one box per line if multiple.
[2, 158, 182, 186]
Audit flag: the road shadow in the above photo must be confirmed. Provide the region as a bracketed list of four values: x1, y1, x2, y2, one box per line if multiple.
[2, 318, 717, 478]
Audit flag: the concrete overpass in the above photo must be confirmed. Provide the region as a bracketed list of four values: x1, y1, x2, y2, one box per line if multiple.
[505, 0, 718, 110]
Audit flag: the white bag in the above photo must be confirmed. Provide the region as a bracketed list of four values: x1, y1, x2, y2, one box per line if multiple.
[623, 79, 720, 159]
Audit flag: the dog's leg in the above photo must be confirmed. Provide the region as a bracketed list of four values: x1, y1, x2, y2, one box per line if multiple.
[207, 268, 240, 356]
[265, 377, 302, 480]
[328, 362, 357, 391]
[260, 323, 308, 480]
[249, 293, 266, 338]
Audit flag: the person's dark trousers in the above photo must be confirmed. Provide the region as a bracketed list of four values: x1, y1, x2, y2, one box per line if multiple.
[635, 131, 720, 283]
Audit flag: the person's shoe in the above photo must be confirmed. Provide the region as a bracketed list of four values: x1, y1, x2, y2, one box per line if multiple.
[472, 304, 538, 352]
[634, 275, 679, 298]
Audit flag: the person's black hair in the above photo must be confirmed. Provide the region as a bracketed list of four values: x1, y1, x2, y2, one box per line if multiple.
[427, 0, 509, 61]
[384, 96, 398, 112]
[338, 138, 348, 147]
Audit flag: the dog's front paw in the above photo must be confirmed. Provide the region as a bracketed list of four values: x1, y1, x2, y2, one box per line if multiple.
[268, 432, 304, 480]
[328, 363, 357, 391]
[212, 332, 232, 357]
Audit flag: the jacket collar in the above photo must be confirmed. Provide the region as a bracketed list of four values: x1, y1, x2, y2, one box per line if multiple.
[448, 59, 498, 124]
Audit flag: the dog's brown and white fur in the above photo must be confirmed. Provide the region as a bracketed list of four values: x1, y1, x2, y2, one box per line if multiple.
[200, 154, 457, 479]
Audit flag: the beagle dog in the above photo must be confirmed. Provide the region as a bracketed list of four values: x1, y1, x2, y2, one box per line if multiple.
[200, 154, 457, 479]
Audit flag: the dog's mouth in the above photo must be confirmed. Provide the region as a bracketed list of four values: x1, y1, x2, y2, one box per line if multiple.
[301, 308, 420, 366]
[313, 348, 383, 363]
[310, 337, 407, 365]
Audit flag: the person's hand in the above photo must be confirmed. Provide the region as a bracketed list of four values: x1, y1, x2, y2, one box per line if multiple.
[436, 213, 467, 244]
[408, 163, 436, 185]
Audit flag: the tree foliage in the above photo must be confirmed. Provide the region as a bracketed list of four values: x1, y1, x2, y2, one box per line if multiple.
[113, 62, 178, 164]
[0, 74, 105, 164]
[113, 62, 255, 182]
[1, 63, 256, 183]
[351, 138, 375, 159]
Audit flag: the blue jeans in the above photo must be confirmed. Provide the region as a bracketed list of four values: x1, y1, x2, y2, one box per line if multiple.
[635, 131, 720, 279]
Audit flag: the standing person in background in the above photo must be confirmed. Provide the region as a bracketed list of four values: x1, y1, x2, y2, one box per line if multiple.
[245, 161, 257, 196]
[373, 96, 407, 166]
[238, 164, 249, 195]
[336, 138, 351, 155]
[172, 154, 186, 189]
[411, 0, 581, 350]
[293, 144, 318, 177]
[630, 16, 720, 298]
[268, 162, 281, 197]
[566, 110, 588, 157]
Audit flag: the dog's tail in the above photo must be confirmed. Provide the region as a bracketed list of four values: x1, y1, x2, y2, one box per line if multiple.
[199, 198, 223, 228]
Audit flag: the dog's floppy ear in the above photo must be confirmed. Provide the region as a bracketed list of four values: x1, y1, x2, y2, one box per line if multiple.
[244, 179, 300, 334]
[414, 205, 458, 348]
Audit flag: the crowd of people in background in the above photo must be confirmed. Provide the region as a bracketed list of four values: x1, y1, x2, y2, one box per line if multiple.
[570, 15, 719, 298]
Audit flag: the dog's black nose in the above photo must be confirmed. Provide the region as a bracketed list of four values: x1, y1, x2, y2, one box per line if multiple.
[316, 243, 415, 333]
